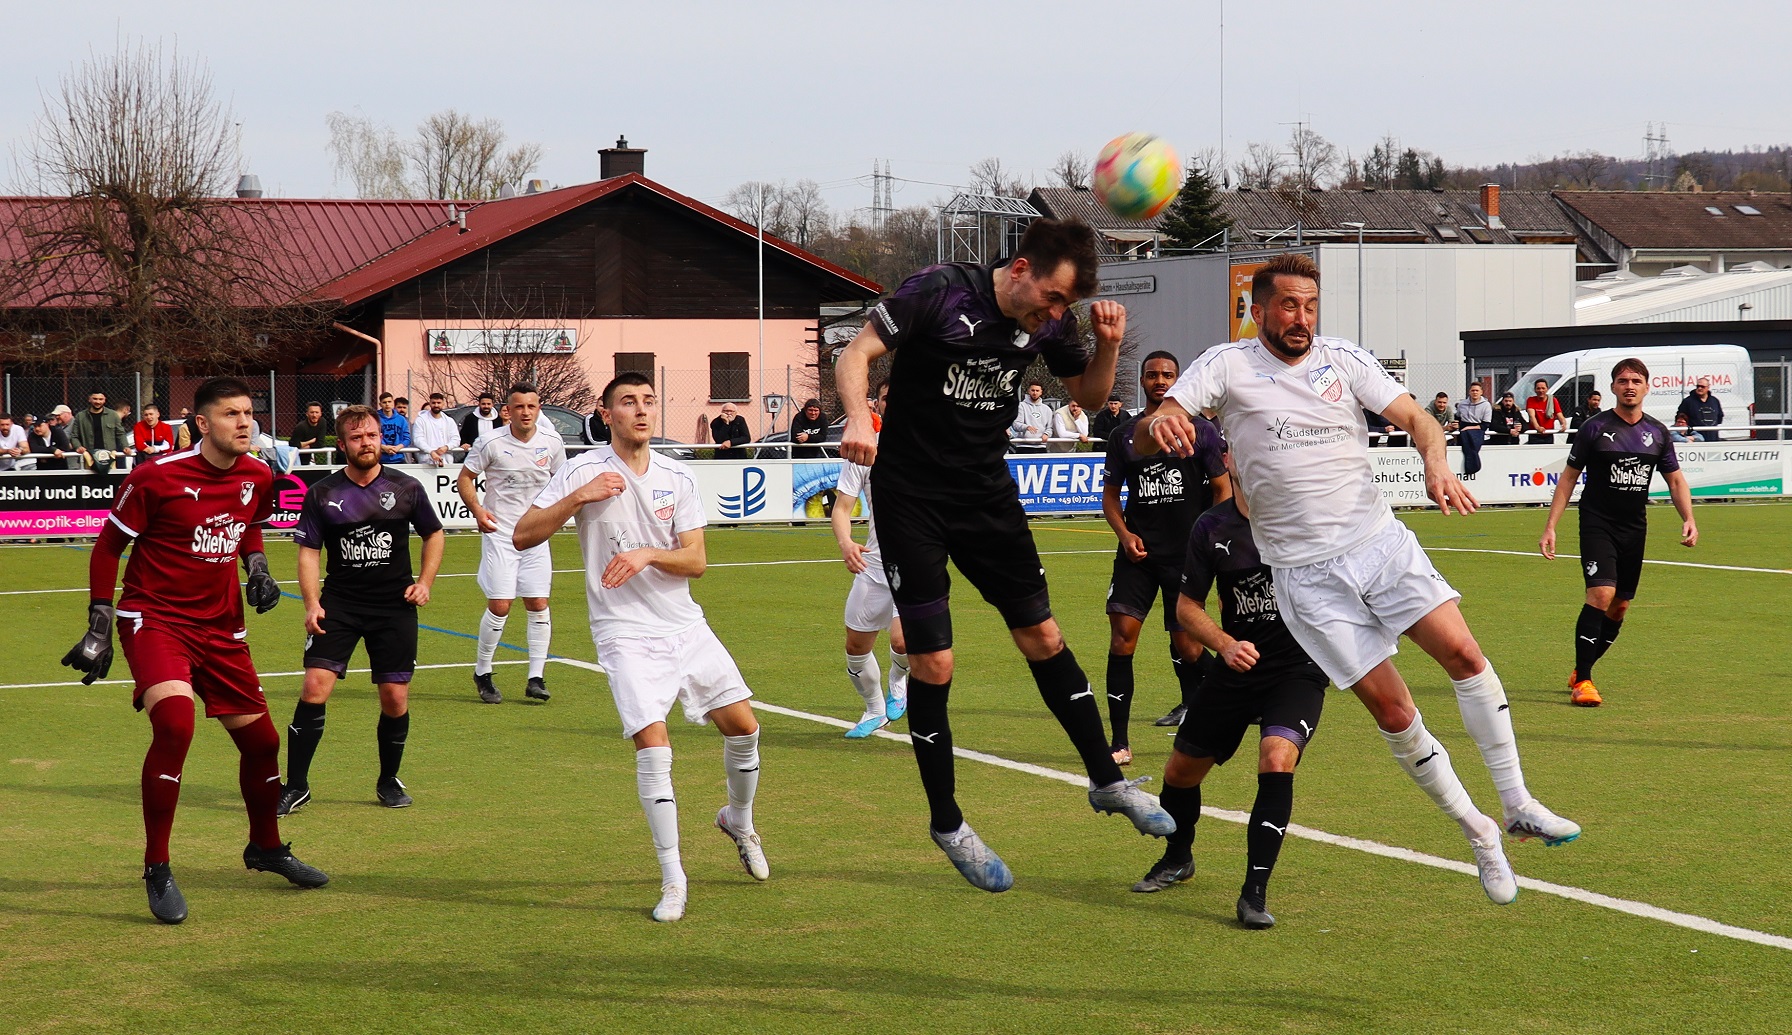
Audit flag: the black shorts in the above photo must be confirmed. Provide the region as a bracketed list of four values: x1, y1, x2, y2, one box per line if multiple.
[872, 484, 1051, 656]
[303, 602, 419, 685]
[1579, 521, 1646, 601]
[1107, 551, 1183, 631]
[1173, 664, 1327, 765]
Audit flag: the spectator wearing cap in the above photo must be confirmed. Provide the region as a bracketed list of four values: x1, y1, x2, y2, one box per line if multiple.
[1090, 393, 1129, 443]
[790, 397, 830, 459]
[1675, 377, 1723, 442]
[1490, 391, 1527, 445]
[26, 415, 59, 469]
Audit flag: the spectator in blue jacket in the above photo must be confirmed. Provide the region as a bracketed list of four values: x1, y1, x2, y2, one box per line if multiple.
[377, 392, 411, 459]
[1675, 378, 1724, 442]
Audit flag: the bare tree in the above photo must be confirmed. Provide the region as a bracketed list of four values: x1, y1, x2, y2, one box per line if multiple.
[0, 40, 336, 376]
[325, 110, 410, 197]
[968, 156, 1030, 197]
[1561, 149, 1614, 189]
[1362, 134, 1401, 188]
[1050, 149, 1090, 189]
[778, 179, 830, 247]
[1186, 146, 1225, 182]
[1233, 141, 1284, 189]
[1283, 126, 1339, 190]
[426, 282, 595, 412]
[407, 110, 542, 200]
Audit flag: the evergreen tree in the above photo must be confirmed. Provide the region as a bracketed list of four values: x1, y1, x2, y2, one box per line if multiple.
[1160, 162, 1232, 250]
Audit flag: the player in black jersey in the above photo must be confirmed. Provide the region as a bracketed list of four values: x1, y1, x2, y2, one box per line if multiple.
[280, 406, 445, 812]
[1541, 358, 1697, 707]
[1102, 350, 1230, 763]
[1132, 468, 1327, 930]
[835, 218, 1174, 892]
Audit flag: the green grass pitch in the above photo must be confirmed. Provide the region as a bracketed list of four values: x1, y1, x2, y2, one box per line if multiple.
[2, 502, 1790, 1033]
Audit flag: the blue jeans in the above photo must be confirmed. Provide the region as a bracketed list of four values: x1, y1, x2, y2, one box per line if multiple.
[1459, 427, 1485, 476]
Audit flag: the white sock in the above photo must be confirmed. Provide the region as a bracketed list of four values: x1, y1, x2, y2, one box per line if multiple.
[888, 651, 910, 703]
[722, 730, 760, 833]
[1452, 662, 1529, 813]
[1379, 710, 1484, 837]
[846, 652, 885, 714]
[475, 608, 507, 676]
[526, 608, 552, 679]
[635, 746, 683, 885]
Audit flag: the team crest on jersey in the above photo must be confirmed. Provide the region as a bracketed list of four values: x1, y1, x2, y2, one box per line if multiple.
[239, 481, 255, 505]
[1641, 431, 1654, 447]
[380, 490, 396, 510]
[1309, 364, 1343, 402]
[532, 446, 551, 468]
[652, 489, 676, 521]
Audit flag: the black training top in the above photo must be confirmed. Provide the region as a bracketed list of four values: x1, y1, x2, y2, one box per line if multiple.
[1105, 413, 1226, 559]
[292, 467, 443, 610]
[870, 261, 1089, 501]
[1181, 500, 1320, 687]
[1566, 409, 1680, 530]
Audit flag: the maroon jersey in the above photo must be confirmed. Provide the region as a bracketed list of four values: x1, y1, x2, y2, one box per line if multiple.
[107, 447, 273, 631]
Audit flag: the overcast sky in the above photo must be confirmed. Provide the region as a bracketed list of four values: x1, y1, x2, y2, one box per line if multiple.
[7, 0, 1788, 217]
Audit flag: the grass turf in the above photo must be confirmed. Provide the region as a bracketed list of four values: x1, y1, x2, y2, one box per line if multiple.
[2, 501, 1789, 1033]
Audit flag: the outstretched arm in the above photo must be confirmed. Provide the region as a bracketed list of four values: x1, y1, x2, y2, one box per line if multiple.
[836, 325, 889, 467]
[1383, 392, 1477, 515]
[1059, 300, 1124, 409]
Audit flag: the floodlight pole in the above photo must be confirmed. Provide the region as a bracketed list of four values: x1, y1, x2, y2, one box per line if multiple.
[1342, 221, 1366, 346]
[757, 181, 765, 438]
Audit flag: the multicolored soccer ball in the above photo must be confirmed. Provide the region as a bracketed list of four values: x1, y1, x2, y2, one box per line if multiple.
[1092, 133, 1180, 221]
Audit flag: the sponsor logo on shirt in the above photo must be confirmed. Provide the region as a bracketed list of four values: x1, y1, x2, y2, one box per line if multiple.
[873, 302, 898, 337]
[1267, 416, 1352, 451]
[1230, 570, 1279, 619]
[1133, 465, 1185, 502]
[1309, 364, 1343, 403]
[1607, 456, 1654, 490]
[941, 356, 1020, 412]
[192, 513, 247, 558]
[652, 489, 677, 521]
[337, 526, 395, 564]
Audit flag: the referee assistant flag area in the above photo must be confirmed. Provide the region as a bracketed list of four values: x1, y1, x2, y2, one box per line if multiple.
[2, 504, 1789, 1033]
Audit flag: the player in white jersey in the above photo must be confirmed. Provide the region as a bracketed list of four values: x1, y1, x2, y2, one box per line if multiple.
[457, 383, 566, 705]
[514, 372, 767, 923]
[1137, 253, 1579, 906]
[830, 381, 909, 739]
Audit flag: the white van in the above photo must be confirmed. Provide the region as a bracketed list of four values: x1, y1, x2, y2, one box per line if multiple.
[1509, 345, 1755, 440]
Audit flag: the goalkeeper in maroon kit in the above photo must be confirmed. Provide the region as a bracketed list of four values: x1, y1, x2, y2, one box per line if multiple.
[62, 377, 329, 924]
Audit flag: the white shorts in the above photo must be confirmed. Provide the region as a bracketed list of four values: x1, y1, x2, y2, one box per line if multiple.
[843, 567, 895, 633]
[1272, 519, 1460, 689]
[477, 531, 552, 600]
[594, 623, 753, 738]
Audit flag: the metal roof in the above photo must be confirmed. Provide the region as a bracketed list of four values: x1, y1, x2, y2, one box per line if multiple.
[1574, 263, 1792, 324]
[1217, 188, 1579, 245]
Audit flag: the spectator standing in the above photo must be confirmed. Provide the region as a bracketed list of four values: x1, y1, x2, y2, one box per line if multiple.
[70, 390, 129, 472]
[1455, 384, 1492, 478]
[394, 397, 410, 421]
[133, 404, 176, 459]
[0, 413, 27, 470]
[584, 402, 612, 446]
[1052, 398, 1091, 451]
[710, 403, 751, 459]
[1489, 392, 1527, 445]
[1569, 391, 1602, 443]
[289, 402, 327, 452]
[1675, 377, 1723, 442]
[789, 398, 830, 459]
[460, 392, 504, 448]
[1009, 381, 1052, 454]
[376, 393, 411, 460]
[1091, 394, 1129, 443]
[410, 392, 460, 466]
[1524, 379, 1566, 444]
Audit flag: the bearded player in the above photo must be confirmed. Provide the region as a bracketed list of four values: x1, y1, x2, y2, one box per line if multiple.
[62, 376, 329, 925]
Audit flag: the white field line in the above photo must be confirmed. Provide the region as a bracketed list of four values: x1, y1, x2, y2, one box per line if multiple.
[548, 660, 1792, 954]
[0, 659, 528, 691]
[1427, 546, 1792, 575]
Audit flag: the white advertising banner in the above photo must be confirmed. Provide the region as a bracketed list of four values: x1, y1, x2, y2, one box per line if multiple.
[1374, 441, 1789, 508]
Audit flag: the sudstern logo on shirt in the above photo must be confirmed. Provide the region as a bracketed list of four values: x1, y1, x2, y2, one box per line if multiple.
[1309, 364, 1343, 403]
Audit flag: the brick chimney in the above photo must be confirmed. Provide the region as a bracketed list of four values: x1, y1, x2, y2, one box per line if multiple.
[1479, 183, 1502, 228]
[599, 136, 646, 179]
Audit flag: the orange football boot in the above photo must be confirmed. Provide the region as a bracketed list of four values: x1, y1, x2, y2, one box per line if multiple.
[1570, 679, 1603, 707]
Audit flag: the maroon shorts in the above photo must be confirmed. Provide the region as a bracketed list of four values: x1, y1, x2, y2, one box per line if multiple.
[117, 614, 268, 718]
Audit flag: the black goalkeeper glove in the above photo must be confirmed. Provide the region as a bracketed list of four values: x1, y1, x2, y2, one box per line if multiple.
[244, 552, 281, 614]
[60, 602, 115, 685]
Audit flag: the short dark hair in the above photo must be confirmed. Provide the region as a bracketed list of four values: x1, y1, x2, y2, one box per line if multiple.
[1013, 218, 1101, 298]
[478, 391, 495, 403]
[304, 400, 323, 412]
[394, 396, 410, 406]
[1141, 350, 1179, 371]
[1611, 358, 1650, 380]
[1434, 391, 1449, 400]
[335, 404, 379, 440]
[0, 412, 12, 422]
[428, 392, 445, 401]
[1026, 380, 1042, 389]
[379, 392, 393, 402]
[602, 372, 654, 406]
[194, 377, 253, 413]
[506, 382, 539, 402]
[1250, 252, 1321, 305]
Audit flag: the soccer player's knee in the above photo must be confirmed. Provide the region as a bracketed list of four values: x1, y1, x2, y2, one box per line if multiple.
[1163, 751, 1206, 787]
[1011, 619, 1064, 661]
[1259, 734, 1302, 773]
[230, 714, 280, 756]
[1608, 599, 1630, 620]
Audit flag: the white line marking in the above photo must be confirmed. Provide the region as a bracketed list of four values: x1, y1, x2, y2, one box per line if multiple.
[1429, 546, 1791, 575]
[0, 659, 527, 691]
[664, 680, 1792, 954]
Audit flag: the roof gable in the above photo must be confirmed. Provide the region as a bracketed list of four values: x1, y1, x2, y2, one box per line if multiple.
[1553, 191, 1792, 251]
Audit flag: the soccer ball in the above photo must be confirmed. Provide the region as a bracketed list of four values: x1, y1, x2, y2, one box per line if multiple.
[1092, 133, 1181, 221]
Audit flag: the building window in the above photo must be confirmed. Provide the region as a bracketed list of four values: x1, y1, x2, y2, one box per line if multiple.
[614, 352, 655, 377]
[709, 352, 750, 402]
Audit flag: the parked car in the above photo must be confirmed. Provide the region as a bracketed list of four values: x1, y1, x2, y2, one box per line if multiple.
[757, 416, 847, 458]
[447, 403, 592, 444]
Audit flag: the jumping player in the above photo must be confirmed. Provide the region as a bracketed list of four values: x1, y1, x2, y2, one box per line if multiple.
[1133, 463, 1325, 931]
[1139, 253, 1578, 905]
[514, 372, 768, 923]
[61, 376, 328, 925]
[458, 383, 566, 704]
[279, 405, 445, 815]
[1102, 350, 1230, 763]
[831, 380, 909, 739]
[835, 218, 1173, 894]
[1539, 358, 1697, 706]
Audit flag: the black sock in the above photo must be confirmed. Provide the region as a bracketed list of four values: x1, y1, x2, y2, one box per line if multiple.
[1243, 772, 1295, 903]
[1573, 604, 1604, 678]
[377, 711, 409, 781]
[1030, 647, 1124, 787]
[1173, 648, 1206, 710]
[1159, 781, 1201, 864]
[905, 678, 962, 833]
[285, 700, 326, 790]
[1595, 615, 1623, 664]
[1105, 652, 1134, 751]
